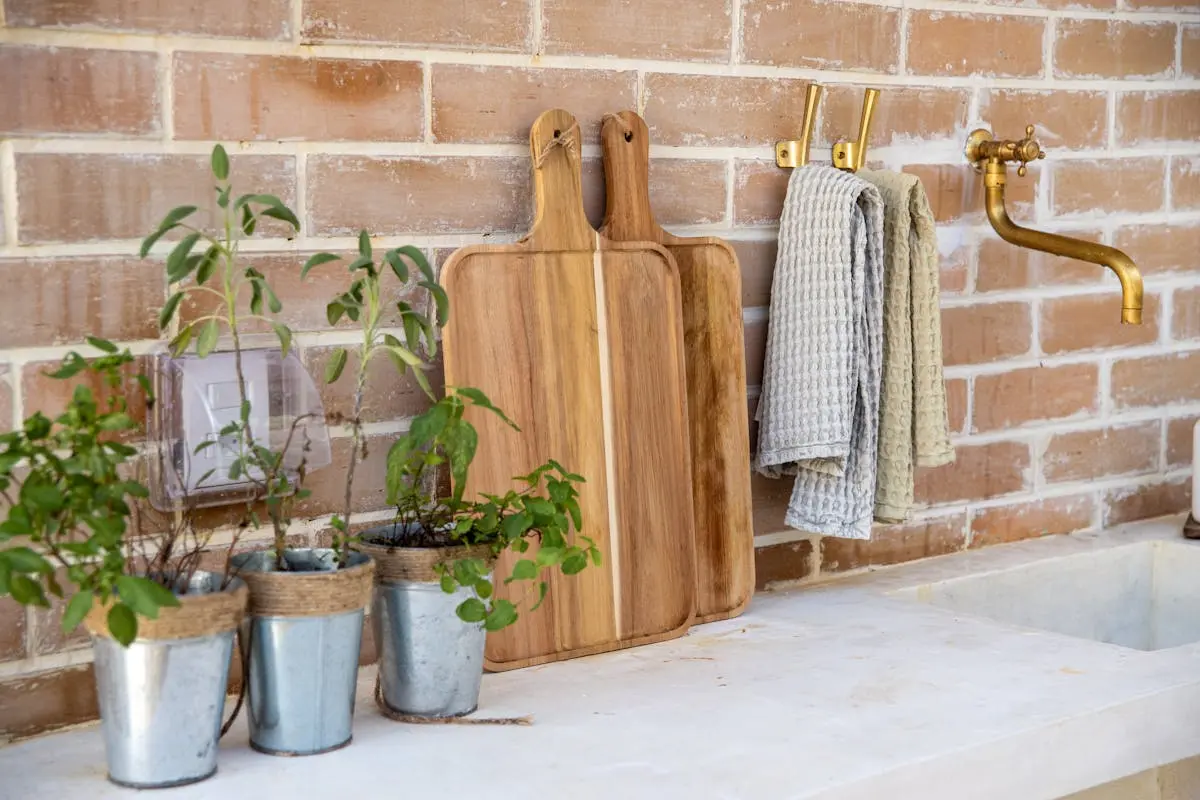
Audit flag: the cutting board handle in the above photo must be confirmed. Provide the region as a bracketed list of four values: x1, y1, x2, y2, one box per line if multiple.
[527, 109, 595, 252]
[600, 110, 665, 244]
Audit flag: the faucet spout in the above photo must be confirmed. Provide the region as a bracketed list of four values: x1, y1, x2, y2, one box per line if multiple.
[966, 126, 1144, 325]
[983, 170, 1143, 325]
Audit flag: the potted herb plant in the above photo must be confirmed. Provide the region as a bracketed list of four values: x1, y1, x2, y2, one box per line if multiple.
[147, 146, 372, 757]
[0, 341, 248, 788]
[304, 236, 598, 718]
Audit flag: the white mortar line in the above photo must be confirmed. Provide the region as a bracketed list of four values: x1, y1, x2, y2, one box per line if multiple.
[0, 649, 95, 680]
[290, 0, 303, 42]
[422, 60, 434, 143]
[531, 0, 544, 57]
[295, 152, 309, 235]
[1177, 20, 1186, 80]
[724, 158, 737, 227]
[730, 0, 743, 66]
[1043, 16, 1056, 83]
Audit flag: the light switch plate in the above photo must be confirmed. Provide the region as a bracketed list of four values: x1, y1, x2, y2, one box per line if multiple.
[179, 351, 270, 491]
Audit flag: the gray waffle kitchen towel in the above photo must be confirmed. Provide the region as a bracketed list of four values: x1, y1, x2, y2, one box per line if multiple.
[859, 170, 956, 524]
[755, 165, 885, 540]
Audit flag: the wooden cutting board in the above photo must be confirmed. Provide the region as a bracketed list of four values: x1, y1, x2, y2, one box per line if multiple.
[442, 109, 697, 671]
[600, 111, 755, 623]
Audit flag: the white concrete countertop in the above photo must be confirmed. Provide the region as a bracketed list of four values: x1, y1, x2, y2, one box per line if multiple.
[4, 515, 1200, 800]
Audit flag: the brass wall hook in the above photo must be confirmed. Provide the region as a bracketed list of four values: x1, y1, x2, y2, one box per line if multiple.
[776, 85, 879, 172]
[965, 124, 1143, 325]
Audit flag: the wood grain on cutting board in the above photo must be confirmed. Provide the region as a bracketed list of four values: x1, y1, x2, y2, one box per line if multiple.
[442, 109, 697, 671]
[600, 110, 755, 623]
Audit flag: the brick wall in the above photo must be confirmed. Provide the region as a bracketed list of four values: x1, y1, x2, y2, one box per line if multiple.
[1, 0, 1199, 738]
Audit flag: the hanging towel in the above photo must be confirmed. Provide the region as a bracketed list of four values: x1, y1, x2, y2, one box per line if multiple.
[755, 165, 885, 540]
[858, 170, 956, 524]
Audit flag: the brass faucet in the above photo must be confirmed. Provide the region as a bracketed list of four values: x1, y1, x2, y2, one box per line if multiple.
[965, 125, 1144, 325]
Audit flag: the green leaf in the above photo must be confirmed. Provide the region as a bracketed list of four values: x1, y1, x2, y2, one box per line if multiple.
[454, 387, 518, 430]
[535, 547, 564, 567]
[22, 483, 64, 512]
[408, 401, 451, 447]
[159, 292, 184, 330]
[196, 318, 219, 357]
[358, 230, 372, 258]
[324, 348, 348, 384]
[394, 245, 434, 283]
[166, 232, 202, 282]
[272, 322, 292, 359]
[249, 279, 264, 315]
[531, 581, 549, 612]
[160, 205, 198, 228]
[139, 225, 175, 259]
[241, 204, 256, 236]
[474, 578, 493, 600]
[86, 335, 119, 354]
[260, 205, 300, 230]
[483, 599, 518, 632]
[501, 511, 533, 542]
[347, 254, 373, 273]
[384, 344, 422, 369]
[61, 591, 94, 633]
[439, 574, 456, 594]
[443, 419, 478, 504]
[562, 551, 588, 575]
[302, 252, 341, 279]
[217, 185, 231, 209]
[9, 574, 48, 607]
[565, 497, 583, 532]
[3, 546, 53, 574]
[420, 281, 450, 327]
[116, 575, 180, 620]
[169, 324, 194, 357]
[508, 558, 537, 582]
[456, 597, 487, 623]
[326, 301, 346, 326]
[263, 281, 282, 314]
[97, 412, 135, 432]
[195, 246, 220, 285]
[385, 250, 409, 283]
[211, 144, 229, 181]
[45, 352, 86, 380]
[107, 603, 137, 646]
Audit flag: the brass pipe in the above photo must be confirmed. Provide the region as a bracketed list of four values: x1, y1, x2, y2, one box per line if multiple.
[967, 127, 1144, 325]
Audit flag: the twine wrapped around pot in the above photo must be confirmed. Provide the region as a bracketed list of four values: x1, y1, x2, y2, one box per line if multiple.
[85, 581, 248, 642]
[238, 557, 375, 617]
[357, 541, 493, 584]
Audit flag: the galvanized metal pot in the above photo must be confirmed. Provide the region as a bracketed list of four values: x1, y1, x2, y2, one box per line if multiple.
[86, 571, 247, 789]
[231, 548, 374, 757]
[359, 532, 492, 718]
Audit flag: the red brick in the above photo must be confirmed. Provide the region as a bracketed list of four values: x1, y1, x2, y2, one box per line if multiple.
[907, 11, 1045, 78]
[644, 74, 815, 148]
[941, 302, 1033, 367]
[433, 65, 635, 144]
[1175, 287, 1200, 341]
[544, 0, 730, 61]
[1174, 158, 1200, 212]
[1167, 415, 1199, 468]
[173, 54, 424, 142]
[1104, 477, 1191, 526]
[0, 257, 163, 349]
[973, 364, 1099, 433]
[914, 441, 1031, 506]
[1040, 293, 1161, 354]
[0, 598, 25, 662]
[1052, 158, 1166, 216]
[734, 161, 789, 227]
[304, 347, 441, 426]
[946, 378, 968, 435]
[0, 665, 98, 740]
[649, 160, 727, 226]
[940, 247, 969, 296]
[1055, 20, 1176, 80]
[1112, 351, 1200, 410]
[0, 46, 158, 136]
[822, 514, 967, 572]
[742, 0, 900, 73]
[970, 495, 1094, 549]
[6, 0, 290, 38]
[744, 318, 767, 386]
[1114, 224, 1200, 276]
[976, 233, 1106, 292]
[302, 0, 528, 51]
[22, 356, 151, 434]
[294, 434, 393, 518]
[904, 164, 1037, 224]
[823, 86, 969, 146]
[1184, 25, 1200, 79]
[309, 156, 530, 237]
[0, 367, 12, 434]
[16, 154, 296, 245]
[732, 240, 776, 309]
[979, 90, 1109, 151]
[755, 540, 815, 589]
[1117, 92, 1200, 147]
[1043, 422, 1160, 483]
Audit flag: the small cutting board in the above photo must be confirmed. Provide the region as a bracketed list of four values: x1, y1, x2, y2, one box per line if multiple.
[600, 111, 755, 623]
[442, 109, 697, 671]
